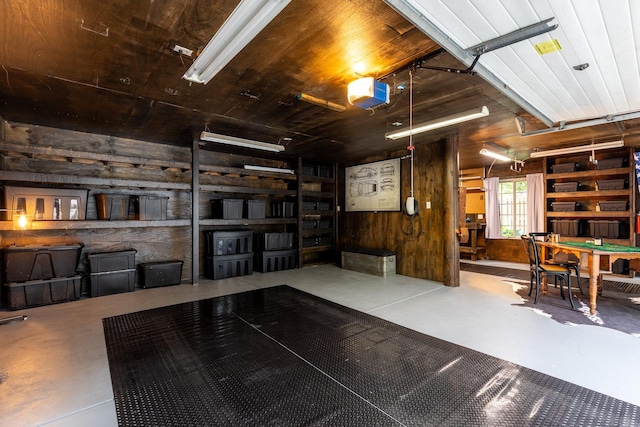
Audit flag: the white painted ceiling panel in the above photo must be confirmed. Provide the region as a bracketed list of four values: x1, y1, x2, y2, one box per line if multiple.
[387, 0, 640, 125]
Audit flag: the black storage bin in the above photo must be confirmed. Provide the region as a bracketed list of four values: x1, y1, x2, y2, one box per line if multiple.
[301, 164, 315, 176]
[597, 179, 626, 190]
[139, 260, 183, 288]
[588, 220, 621, 238]
[3, 186, 88, 221]
[3, 243, 83, 282]
[132, 195, 168, 220]
[205, 230, 253, 255]
[598, 200, 628, 211]
[302, 220, 316, 229]
[551, 202, 578, 212]
[551, 219, 581, 236]
[596, 158, 624, 170]
[255, 249, 297, 272]
[316, 165, 332, 178]
[612, 259, 629, 274]
[205, 253, 253, 280]
[551, 163, 578, 173]
[87, 250, 136, 297]
[245, 199, 266, 219]
[4, 275, 82, 310]
[318, 237, 332, 246]
[95, 194, 132, 220]
[303, 237, 318, 247]
[302, 201, 317, 211]
[552, 182, 579, 192]
[255, 232, 294, 251]
[317, 220, 331, 228]
[316, 201, 331, 210]
[271, 201, 295, 218]
[211, 199, 243, 219]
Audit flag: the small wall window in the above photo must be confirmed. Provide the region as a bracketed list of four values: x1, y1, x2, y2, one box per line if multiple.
[498, 178, 527, 237]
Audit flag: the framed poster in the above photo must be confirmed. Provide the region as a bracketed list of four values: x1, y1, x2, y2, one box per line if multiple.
[345, 158, 401, 212]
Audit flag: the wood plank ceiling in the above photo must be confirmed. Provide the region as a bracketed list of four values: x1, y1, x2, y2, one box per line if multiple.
[1, 0, 639, 169]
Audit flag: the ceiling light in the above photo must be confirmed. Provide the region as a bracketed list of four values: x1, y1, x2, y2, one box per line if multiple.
[200, 131, 284, 153]
[348, 77, 390, 109]
[529, 140, 624, 158]
[385, 106, 489, 140]
[182, 0, 291, 84]
[479, 148, 512, 162]
[243, 165, 294, 174]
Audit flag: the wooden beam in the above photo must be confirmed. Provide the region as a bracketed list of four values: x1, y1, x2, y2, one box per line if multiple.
[444, 135, 460, 287]
[192, 138, 200, 285]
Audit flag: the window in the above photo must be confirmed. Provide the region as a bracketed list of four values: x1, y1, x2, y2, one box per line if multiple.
[498, 179, 527, 237]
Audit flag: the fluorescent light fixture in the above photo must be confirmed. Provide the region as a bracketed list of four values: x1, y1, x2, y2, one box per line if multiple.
[479, 148, 512, 162]
[200, 131, 284, 153]
[530, 140, 624, 158]
[385, 106, 489, 140]
[183, 0, 291, 84]
[243, 165, 294, 174]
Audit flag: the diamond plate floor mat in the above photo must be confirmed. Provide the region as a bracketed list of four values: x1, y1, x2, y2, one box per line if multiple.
[103, 285, 639, 426]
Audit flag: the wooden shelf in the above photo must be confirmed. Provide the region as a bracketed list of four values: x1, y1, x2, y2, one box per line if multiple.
[301, 245, 333, 253]
[301, 191, 334, 198]
[547, 190, 629, 198]
[546, 167, 629, 179]
[302, 228, 335, 237]
[200, 184, 296, 196]
[200, 218, 297, 226]
[0, 219, 191, 231]
[547, 211, 631, 218]
[200, 164, 297, 181]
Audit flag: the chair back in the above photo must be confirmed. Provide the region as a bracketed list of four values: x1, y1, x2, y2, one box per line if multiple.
[521, 234, 542, 268]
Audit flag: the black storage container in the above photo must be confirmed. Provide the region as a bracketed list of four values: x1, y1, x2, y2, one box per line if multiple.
[551, 202, 578, 212]
[316, 202, 331, 211]
[87, 250, 136, 297]
[3, 275, 82, 310]
[271, 201, 295, 218]
[551, 219, 581, 236]
[139, 260, 183, 288]
[211, 199, 243, 219]
[302, 201, 317, 211]
[205, 253, 253, 280]
[205, 230, 253, 255]
[596, 179, 626, 190]
[551, 163, 578, 173]
[132, 195, 169, 220]
[597, 200, 628, 211]
[318, 236, 332, 246]
[552, 182, 579, 192]
[301, 164, 315, 176]
[317, 220, 331, 228]
[2, 243, 83, 282]
[302, 220, 316, 229]
[255, 249, 297, 273]
[255, 232, 295, 251]
[3, 186, 88, 221]
[95, 194, 132, 220]
[596, 157, 624, 170]
[245, 199, 266, 219]
[588, 220, 621, 238]
[303, 237, 318, 247]
[316, 164, 332, 178]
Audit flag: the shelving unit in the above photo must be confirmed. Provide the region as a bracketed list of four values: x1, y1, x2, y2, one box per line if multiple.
[544, 147, 635, 245]
[297, 158, 338, 267]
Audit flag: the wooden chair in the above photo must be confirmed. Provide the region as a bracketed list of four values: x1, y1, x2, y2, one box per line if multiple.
[521, 234, 575, 309]
[529, 232, 585, 295]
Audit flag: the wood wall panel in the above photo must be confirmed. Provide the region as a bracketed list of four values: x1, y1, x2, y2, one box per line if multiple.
[338, 139, 450, 283]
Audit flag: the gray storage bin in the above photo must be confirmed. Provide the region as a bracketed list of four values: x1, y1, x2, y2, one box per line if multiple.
[552, 182, 579, 192]
[588, 220, 621, 238]
[596, 179, 626, 190]
[551, 219, 581, 236]
[596, 158, 624, 170]
[205, 253, 253, 279]
[205, 230, 253, 256]
[598, 200, 627, 211]
[255, 249, 297, 272]
[211, 199, 243, 219]
[551, 163, 578, 173]
[551, 202, 578, 212]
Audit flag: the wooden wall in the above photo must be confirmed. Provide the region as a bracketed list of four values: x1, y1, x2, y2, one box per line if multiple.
[338, 138, 456, 284]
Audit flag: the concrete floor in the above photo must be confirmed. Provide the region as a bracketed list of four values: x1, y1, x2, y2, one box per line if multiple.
[2, 263, 640, 427]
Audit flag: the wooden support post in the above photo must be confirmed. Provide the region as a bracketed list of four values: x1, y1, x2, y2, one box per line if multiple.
[444, 135, 460, 286]
[191, 139, 200, 285]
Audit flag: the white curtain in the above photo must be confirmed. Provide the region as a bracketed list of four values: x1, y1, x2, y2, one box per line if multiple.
[484, 177, 502, 238]
[526, 173, 545, 234]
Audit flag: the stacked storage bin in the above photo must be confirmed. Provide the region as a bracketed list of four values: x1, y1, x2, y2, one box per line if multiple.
[204, 230, 254, 279]
[87, 249, 136, 297]
[254, 232, 297, 272]
[2, 243, 84, 310]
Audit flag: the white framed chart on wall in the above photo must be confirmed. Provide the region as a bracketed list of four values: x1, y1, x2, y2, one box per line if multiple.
[345, 158, 401, 212]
